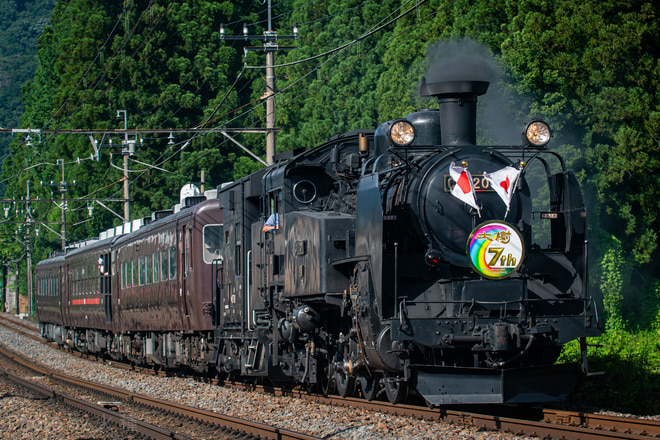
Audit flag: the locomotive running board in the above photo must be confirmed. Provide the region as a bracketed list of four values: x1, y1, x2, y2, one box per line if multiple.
[413, 363, 579, 405]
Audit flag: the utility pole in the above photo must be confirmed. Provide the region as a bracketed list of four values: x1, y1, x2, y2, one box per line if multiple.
[220, 0, 298, 165]
[25, 180, 33, 318]
[58, 160, 67, 251]
[117, 110, 140, 223]
[41, 159, 73, 251]
[266, 47, 275, 164]
[118, 110, 130, 222]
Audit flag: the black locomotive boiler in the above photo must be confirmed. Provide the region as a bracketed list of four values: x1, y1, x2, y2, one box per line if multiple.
[212, 79, 601, 405]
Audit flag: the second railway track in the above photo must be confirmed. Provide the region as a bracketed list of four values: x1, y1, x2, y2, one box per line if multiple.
[0, 340, 321, 440]
[1, 313, 659, 440]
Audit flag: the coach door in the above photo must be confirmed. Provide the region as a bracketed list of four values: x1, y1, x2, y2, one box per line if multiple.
[100, 253, 112, 323]
[180, 223, 190, 318]
[61, 264, 71, 327]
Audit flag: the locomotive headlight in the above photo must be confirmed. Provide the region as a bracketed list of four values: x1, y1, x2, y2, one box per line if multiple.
[389, 120, 415, 147]
[523, 120, 551, 147]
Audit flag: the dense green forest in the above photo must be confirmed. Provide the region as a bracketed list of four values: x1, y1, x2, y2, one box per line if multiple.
[0, 0, 56, 174]
[1, 0, 659, 413]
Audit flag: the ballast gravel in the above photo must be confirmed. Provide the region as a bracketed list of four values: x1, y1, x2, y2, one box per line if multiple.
[0, 315, 533, 440]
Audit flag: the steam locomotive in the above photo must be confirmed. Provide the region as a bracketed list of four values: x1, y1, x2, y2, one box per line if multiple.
[36, 78, 601, 405]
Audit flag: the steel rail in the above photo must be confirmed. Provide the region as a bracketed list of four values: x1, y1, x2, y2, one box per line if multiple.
[0, 366, 194, 440]
[0, 335, 322, 440]
[2, 314, 659, 440]
[231, 375, 660, 440]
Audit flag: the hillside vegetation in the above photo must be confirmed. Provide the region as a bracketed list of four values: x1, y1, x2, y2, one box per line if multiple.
[1, 0, 659, 413]
[0, 0, 56, 177]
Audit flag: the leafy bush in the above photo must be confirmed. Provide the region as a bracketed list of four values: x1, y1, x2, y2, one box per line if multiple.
[560, 329, 660, 415]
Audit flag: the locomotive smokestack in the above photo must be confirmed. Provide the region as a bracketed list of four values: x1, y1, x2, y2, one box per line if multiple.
[420, 79, 489, 145]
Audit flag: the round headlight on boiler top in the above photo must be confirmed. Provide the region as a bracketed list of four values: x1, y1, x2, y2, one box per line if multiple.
[387, 119, 416, 147]
[522, 120, 551, 147]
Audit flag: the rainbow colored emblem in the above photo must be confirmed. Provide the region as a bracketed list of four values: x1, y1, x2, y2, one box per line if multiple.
[467, 221, 524, 279]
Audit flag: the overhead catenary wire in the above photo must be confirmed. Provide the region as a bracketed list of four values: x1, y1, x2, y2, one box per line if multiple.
[243, 0, 430, 69]
[218, 0, 458, 142]
[5, 0, 452, 235]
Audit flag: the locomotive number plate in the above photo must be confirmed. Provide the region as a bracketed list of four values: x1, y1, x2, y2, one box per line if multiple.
[467, 221, 524, 280]
[444, 174, 494, 192]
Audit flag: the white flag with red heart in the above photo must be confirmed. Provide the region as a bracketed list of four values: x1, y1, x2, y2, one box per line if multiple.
[483, 165, 521, 215]
[449, 161, 480, 216]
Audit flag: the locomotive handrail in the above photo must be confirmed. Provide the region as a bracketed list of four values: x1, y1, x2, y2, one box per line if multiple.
[397, 297, 591, 305]
[519, 150, 567, 177]
[360, 157, 375, 176]
[372, 155, 386, 174]
[360, 154, 411, 179]
[212, 258, 223, 326]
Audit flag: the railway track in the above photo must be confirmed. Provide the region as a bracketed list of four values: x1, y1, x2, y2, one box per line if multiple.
[0, 317, 321, 440]
[0, 364, 195, 440]
[1, 313, 659, 439]
[235, 384, 660, 440]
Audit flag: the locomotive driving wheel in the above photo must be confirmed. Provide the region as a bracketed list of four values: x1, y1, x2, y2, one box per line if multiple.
[335, 369, 356, 397]
[319, 356, 336, 396]
[384, 375, 408, 404]
[358, 374, 380, 401]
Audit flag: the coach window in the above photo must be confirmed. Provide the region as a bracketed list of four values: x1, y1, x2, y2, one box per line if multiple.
[169, 246, 177, 279]
[81, 265, 86, 294]
[203, 225, 223, 264]
[153, 252, 160, 283]
[139, 256, 145, 285]
[131, 260, 137, 286]
[161, 249, 169, 281]
[146, 254, 153, 284]
[185, 228, 192, 273]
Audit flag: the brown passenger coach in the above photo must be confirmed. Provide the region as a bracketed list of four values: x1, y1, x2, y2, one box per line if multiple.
[36, 190, 223, 370]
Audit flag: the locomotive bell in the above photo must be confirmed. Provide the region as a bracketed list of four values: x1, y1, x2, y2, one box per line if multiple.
[420, 78, 489, 146]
